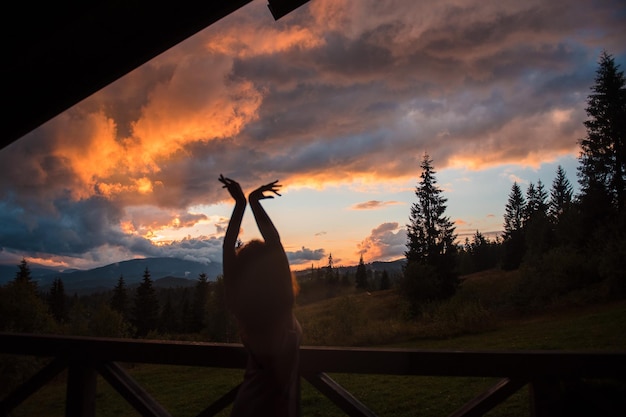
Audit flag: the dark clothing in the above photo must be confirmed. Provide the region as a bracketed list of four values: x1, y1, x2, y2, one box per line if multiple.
[231, 315, 302, 417]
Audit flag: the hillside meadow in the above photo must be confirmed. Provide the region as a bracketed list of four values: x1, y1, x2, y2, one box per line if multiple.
[5, 269, 626, 417]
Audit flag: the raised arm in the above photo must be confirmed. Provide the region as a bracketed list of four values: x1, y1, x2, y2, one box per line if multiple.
[248, 180, 283, 247]
[219, 174, 246, 278]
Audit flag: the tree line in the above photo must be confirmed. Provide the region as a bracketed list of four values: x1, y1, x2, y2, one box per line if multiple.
[0, 253, 397, 341]
[0, 260, 238, 341]
[400, 51, 625, 314]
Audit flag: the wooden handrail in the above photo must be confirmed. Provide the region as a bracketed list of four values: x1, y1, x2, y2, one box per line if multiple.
[1, 332, 623, 377]
[1, 332, 625, 417]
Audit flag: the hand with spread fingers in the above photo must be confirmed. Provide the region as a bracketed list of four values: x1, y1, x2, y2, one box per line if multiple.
[219, 174, 246, 205]
[249, 180, 282, 202]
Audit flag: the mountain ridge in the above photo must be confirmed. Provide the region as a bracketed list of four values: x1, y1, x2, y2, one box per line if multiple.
[1, 257, 406, 295]
[0, 257, 222, 294]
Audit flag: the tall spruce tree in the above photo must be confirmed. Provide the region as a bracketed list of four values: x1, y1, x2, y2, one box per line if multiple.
[503, 182, 526, 238]
[578, 51, 626, 213]
[403, 153, 457, 310]
[524, 180, 552, 263]
[132, 267, 160, 337]
[110, 275, 128, 319]
[48, 278, 68, 323]
[576, 51, 626, 294]
[14, 258, 37, 291]
[192, 273, 210, 332]
[355, 254, 368, 290]
[534, 180, 549, 216]
[379, 270, 391, 290]
[469, 230, 492, 272]
[405, 154, 457, 265]
[502, 182, 526, 270]
[325, 253, 339, 285]
[0, 259, 55, 333]
[548, 165, 573, 222]
[159, 294, 179, 334]
[523, 182, 538, 225]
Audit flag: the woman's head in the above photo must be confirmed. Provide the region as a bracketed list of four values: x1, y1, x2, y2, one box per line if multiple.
[230, 239, 296, 329]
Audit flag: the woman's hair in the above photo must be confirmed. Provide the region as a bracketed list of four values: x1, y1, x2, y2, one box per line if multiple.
[228, 239, 297, 331]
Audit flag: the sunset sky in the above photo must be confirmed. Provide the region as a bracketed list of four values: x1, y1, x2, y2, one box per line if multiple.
[1, 0, 625, 272]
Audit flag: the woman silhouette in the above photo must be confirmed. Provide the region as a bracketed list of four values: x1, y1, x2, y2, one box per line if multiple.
[219, 174, 302, 417]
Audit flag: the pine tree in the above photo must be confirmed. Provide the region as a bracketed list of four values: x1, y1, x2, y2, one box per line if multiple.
[341, 270, 351, 287]
[470, 230, 490, 272]
[192, 273, 210, 332]
[14, 258, 37, 291]
[578, 51, 626, 213]
[379, 270, 391, 290]
[179, 289, 194, 333]
[548, 165, 573, 222]
[405, 154, 457, 266]
[576, 51, 626, 294]
[159, 294, 179, 334]
[0, 259, 55, 333]
[355, 254, 368, 290]
[535, 180, 549, 216]
[523, 182, 538, 225]
[503, 182, 526, 239]
[48, 278, 68, 323]
[502, 182, 526, 270]
[524, 180, 552, 263]
[110, 275, 128, 319]
[132, 267, 160, 337]
[325, 253, 338, 285]
[403, 153, 458, 309]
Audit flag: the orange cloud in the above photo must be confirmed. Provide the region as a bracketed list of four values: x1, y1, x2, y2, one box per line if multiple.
[40, 48, 266, 204]
[350, 200, 402, 210]
[131, 64, 263, 157]
[121, 206, 208, 242]
[47, 110, 124, 198]
[357, 222, 405, 262]
[205, 25, 323, 58]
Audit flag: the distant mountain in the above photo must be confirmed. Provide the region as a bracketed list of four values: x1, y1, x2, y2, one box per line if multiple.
[294, 258, 405, 278]
[153, 276, 197, 289]
[0, 263, 62, 283]
[0, 257, 222, 295]
[1, 257, 406, 295]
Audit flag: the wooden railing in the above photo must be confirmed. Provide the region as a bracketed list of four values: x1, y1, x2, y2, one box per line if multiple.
[1, 333, 624, 417]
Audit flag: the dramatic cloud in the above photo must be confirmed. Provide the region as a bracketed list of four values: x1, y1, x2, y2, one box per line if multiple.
[0, 0, 624, 269]
[357, 222, 406, 262]
[286, 246, 326, 264]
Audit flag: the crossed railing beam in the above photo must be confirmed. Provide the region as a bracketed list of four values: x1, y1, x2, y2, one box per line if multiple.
[1, 333, 625, 417]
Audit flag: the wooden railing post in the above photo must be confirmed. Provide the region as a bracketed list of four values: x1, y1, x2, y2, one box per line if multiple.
[529, 377, 562, 417]
[65, 359, 97, 417]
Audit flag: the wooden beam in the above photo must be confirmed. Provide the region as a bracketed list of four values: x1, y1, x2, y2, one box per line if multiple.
[195, 384, 241, 417]
[1, 333, 625, 379]
[447, 378, 528, 417]
[97, 361, 172, 417]
[303, 372, 378, 417]
[66, 359, 97, 417]
[529, 377, 562, 417]
[0, 358, 67, 414]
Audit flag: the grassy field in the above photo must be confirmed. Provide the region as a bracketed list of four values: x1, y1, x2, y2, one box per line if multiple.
[7, 269, 626, 417]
